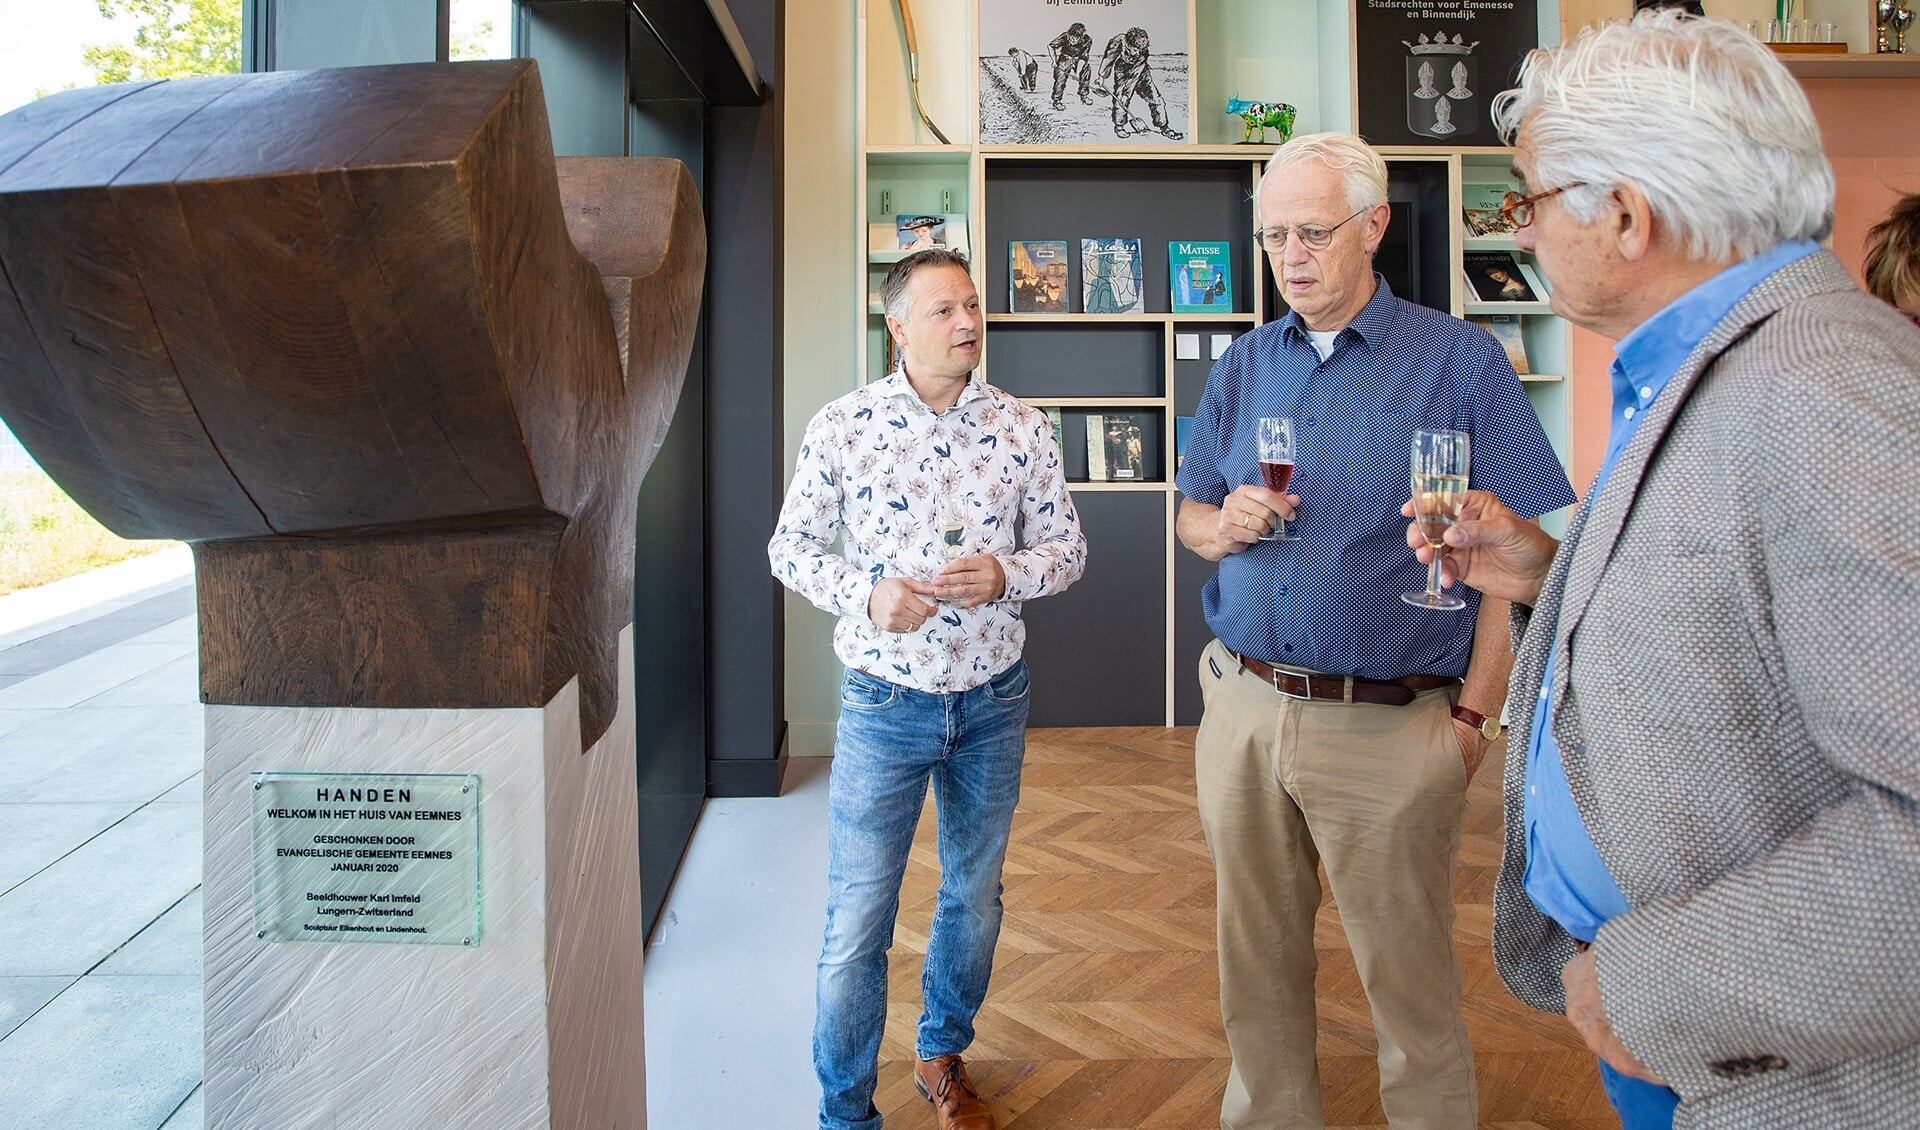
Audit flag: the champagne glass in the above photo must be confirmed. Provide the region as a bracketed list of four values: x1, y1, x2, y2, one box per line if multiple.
[938, 496, 969, 561]
[1255, 417, 1297, 541]
[1403, 429, 1470, 610]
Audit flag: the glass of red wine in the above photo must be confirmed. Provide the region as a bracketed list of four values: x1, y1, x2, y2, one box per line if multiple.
[1255, 417, 1296, 541]
[1403, 428, 1470, 610]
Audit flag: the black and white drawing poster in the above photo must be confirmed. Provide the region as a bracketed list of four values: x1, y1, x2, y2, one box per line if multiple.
[978, 0, 1191, 145]
[1352, 0, 1538, 147]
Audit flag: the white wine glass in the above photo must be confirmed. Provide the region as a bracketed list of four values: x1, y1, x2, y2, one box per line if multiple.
[1403, 429, 1470, 610]
[938, 495, 970, 561]
[1255, 417, 1297, 541]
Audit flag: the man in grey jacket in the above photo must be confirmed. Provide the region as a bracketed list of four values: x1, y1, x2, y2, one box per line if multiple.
[1407, 14, 1920, 1128]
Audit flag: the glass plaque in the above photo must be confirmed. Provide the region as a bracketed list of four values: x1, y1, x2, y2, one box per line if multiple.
[251, 772, 481, 946]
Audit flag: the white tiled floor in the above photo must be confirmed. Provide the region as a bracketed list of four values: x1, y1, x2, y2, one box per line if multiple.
[0, 557, 833, 1129]
[642, 756, 829, 1127]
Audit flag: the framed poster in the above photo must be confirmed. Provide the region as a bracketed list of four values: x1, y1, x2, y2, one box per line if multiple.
[978, 0, 1193, 146]
[1351, 0, 1539, 147]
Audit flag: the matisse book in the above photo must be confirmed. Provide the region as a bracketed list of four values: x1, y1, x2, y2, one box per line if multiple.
[1010, 240, 1070, 313]
[1169, 240, 1232, 312]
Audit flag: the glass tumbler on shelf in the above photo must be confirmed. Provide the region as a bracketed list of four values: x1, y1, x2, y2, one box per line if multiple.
[1403, 429, 1470, 611]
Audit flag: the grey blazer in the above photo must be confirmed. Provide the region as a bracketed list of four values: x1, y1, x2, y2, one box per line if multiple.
[1492, 250, 1920, 1127]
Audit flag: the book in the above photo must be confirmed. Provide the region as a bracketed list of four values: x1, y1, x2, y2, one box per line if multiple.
[1461, 182, 1517, 238]
[1081, 237, 1145, 314]
[1175, 415, 1193, 471]
[1085, 414, 1108, 481]
[1087, 412, 1148, 481]
[896, 213, 965, 253]
[869, 214, 970, 261]
[1463, 251, 1544, 304]
[1169, 240, 1232, 312]
[1009, 240, 1069, 312]
[1470, 314, 1530, 376]
[1044, 407, 1063, 451]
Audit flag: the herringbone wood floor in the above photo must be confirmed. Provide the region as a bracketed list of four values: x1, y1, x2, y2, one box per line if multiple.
[871, 727, 1620, 1129]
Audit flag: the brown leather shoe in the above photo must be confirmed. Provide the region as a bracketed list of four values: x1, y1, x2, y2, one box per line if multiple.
[913, 1054, 996, 1130]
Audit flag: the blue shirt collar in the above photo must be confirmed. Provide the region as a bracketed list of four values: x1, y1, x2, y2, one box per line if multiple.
[1279, 274, 1398, 350]
[1610, 240, 1818, 419]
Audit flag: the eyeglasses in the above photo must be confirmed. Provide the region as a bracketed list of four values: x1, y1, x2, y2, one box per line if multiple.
[1499, 183, 1587, 228]
[1254, 209, 1368, 253]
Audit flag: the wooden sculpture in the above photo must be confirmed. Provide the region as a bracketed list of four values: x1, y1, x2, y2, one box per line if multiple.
[0, 59, 704, 748]
[0, 59, 704, 1128]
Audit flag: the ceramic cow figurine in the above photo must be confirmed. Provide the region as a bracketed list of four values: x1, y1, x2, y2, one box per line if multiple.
[1226, 97, 1298, 145]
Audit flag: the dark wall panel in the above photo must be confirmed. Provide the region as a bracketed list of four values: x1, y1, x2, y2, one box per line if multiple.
[1021, 491, 1165, 727]
[1173, 529, 1215, 726]
[520, 2, 628, 158]
[633, 331, 708, 932]
[1172, 321, 1232, 419]
[987, 323, 1162, 400]
[703, 0, 784, 798]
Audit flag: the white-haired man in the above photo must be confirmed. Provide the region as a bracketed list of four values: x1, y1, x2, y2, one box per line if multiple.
[1175, 132, 1575, 1129]
[1409, 15, 1920, 1128]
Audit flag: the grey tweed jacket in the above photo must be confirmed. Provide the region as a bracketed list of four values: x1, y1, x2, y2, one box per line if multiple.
[1491, 250, 1920, 1128]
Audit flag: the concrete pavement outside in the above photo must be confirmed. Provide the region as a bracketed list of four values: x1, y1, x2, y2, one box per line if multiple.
[0, 548, 203, 1130]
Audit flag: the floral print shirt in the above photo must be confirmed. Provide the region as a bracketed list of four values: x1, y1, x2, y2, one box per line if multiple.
[769, 371, 1086, 693]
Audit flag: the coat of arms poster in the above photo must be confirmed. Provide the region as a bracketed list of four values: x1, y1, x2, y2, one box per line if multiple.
[978, 0, 1193, 145]
[1352, 0, 1538, 147]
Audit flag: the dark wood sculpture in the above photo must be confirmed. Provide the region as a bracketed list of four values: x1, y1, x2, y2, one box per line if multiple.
[0, 60, 704, 746]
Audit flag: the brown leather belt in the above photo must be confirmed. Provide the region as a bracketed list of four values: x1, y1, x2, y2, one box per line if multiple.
[1226, 649, 1458, 706]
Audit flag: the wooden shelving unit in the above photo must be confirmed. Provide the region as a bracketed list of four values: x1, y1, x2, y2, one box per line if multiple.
[853, 0, 1575, 726]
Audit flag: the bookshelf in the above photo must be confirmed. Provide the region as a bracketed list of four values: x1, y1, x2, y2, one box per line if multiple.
[853, 0, 1572, 726]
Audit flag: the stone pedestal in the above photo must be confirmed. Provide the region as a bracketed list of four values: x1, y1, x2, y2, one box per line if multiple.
[202, 631, 645, 1129]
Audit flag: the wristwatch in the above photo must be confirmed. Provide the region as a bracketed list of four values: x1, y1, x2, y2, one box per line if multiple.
[1450, 704, 1501, 742]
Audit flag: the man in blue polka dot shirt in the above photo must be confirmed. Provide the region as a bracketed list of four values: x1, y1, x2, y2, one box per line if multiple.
[1174, 132, 1575, 1129]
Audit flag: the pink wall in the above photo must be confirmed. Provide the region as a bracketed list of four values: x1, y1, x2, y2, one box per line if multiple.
[1562, 75, 1920, 494]
[1804, 78, 1920, 289]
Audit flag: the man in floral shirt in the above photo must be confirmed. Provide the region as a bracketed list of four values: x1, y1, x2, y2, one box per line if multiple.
[772, 248, 1085, 1130]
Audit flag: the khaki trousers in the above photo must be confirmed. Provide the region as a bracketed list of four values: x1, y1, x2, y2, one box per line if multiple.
[1195, 639, 1476, 1130]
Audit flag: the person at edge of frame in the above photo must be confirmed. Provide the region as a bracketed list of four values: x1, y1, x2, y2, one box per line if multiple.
[1405, 13, 1920, 1128]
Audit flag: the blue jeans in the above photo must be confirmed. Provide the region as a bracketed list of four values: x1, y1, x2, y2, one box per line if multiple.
[1598, 1060, 1679, 1130]
[814, 662, 1031, 1130]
